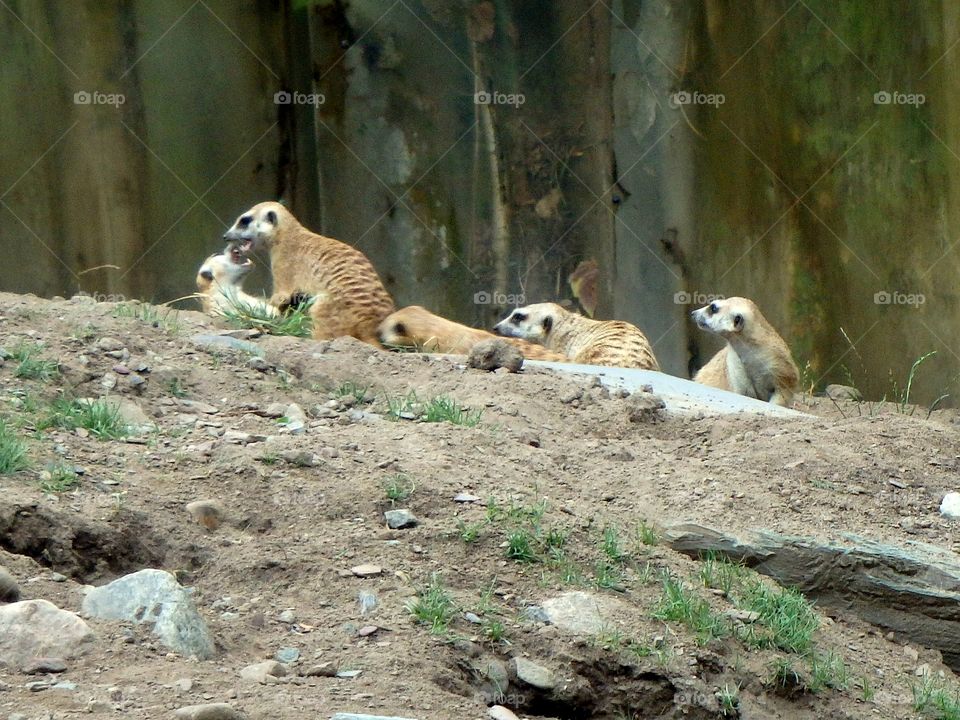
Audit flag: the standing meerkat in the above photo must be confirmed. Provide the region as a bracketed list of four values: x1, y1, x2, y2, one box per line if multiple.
[494, 302, 660, 370]
[691, 297, 799, 406]
[223, 201, 395, 345]
[378, 306, 569, 361]
[195, 249, 278, 318]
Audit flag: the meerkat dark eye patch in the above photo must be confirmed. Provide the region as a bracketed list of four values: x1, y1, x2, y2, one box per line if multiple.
[512, 312, 527, 324]
[266, 210, 277, 225]
[238, 216, 252, 228]
[709, 302, 719, 314]
[734, 314, 744, 329]
[394, 322, 407, 336]
[542, 316, 553, 333]
[200, 270, 214, 281]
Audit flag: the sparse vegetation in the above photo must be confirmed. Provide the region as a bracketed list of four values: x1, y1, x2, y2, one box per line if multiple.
[807, 650, 850, 692]
[383, 473, 415, 505]
[0, 420, 30, 474]
[164, 377, 188, 398]
[113, 301, 181, 333]
[217, 293, 314, 337]
[335, 381, 371, 404]
[733, 577, 818, 654]
[635, 520, 659, 547]
[11, 343, 59, 381]
[716, 683, 740, 716]
[407, 574, 457, 635]
[653, 572, 728, 644]
[39, 462, 80, 493]
[39, 397, 130, 440]
[385, 391, 482, 427]
[913, 675, 960, 719]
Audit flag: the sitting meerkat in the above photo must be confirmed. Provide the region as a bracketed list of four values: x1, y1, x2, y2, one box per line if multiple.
[223, 201, 395, 345]
[378, 306, 569, 361]
[494, 302, 660, 370]
[691, 297, 799, 406]
[195, 249, 278, 318]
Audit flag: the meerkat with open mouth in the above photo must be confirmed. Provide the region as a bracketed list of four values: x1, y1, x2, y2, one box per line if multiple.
[195, 247, 278, 318]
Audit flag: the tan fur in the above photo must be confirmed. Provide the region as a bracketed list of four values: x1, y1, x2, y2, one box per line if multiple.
[494, 302, 660, 370]
[223, 202, 395, 345]
[691, 297, 799, 407]
[195, 251, 278, 318]
[378, 306, 569, 361]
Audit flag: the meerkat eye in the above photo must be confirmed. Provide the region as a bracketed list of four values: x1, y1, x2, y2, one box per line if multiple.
[238, 216, 252, 228]
[709, 302, 719, 314]
[512, 312, 527, 324]
[734, 314, 744, 329]
[394, 322, 406, 336]
[542, 316, 553, 332]
[200, 270, 213, 281]
[266, 210, 278, 225]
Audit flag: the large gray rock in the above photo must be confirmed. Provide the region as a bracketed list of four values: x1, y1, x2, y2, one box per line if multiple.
[535, 591, 631, 635]
[0, 600, 94, 667]
[664, 522, 960, 671]
[173, 704, 246, 720]
[509, 657, 555, 690]
[82, 569, 214, 659]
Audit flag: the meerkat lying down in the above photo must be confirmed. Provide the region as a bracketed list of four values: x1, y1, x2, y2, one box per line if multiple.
[378, 305, 568, 361]
[691, 297, 799, 406]
[195, 249, 278, 318]
[223, 201, 395, 345]
[494, 302, 660, 370]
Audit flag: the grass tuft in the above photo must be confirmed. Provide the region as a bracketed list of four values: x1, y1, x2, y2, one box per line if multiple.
[11, 343, 59, 381]
[407, 574, 457, 635]
[39, 397, 129, 440]
[0, 420, 30, 474]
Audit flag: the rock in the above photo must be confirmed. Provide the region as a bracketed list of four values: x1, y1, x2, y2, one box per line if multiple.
[98, 397, 153, 434]
[282, 403, 307, 435]
[239, 660, 287, 683]
[223, 430, 266, 445]
[280, 451, 317, 467]
[247, 356, 270, 372]
[488, 707, 520, 720]
[463, 612, 482, 624]
[303, 662, 337, 677]
[625, 393, 666, 423]
[275, 647, 300, 663]
[350, 564, 383, 578]
[0, 567, 20, 603]
[357, 625, 378, 637]
[384, 509, 418, 529]
[180, 400, 219, 415]
[0, 601, 93, 667]
[186, 500, 225, 530]
[825, 384, 862, 401]
[518, 432, 541, 448]
[174, 678, 194, 693]
[468, 339, 524, 373]
[509, 657, 555, 690]
[52, 680, 77, 691]
[97, 337, 124, 352]
[454, 493, 481, 503]
[277, 609, 296, 623]
[722, 609, 760, 623]
[329, 715, 417, 720]
[664, 522, 960, 672]
[173, 703, 246, 720]
[358, 590, 378, 615]
[559, 388, 582, 404]
[941, 492, 960, 519]
[264, 403, 287, 418]
[537, 591, 631, 635]
[81, 569, 214, 659]
[22, 657, 67, 674]
[336, 669, 362, 679]
[191, 334, 264, 356]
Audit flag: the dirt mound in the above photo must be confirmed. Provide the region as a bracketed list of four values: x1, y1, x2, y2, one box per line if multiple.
[0, 292, 958, 719]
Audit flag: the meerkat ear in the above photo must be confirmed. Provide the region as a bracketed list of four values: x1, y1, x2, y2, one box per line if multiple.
[200, 270, 214, 281]
[542, 316, 553, 333]
[266, 210, 278, 225]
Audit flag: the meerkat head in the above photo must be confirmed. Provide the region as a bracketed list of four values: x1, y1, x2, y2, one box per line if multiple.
[196, 250, 253, 294]
[691, 297, 759, 339]
[223, 201, 292, 254]
[494, 303, 562, 342]
[377, 306, 437, 350]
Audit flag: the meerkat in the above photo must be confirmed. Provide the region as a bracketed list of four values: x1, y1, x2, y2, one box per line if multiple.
[691, 297, 799, 406]
[223, 201, 395, 345]
[494, 302, 660, 370]
[195, 249, 278, 318]
[378, 306, 569, 361]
